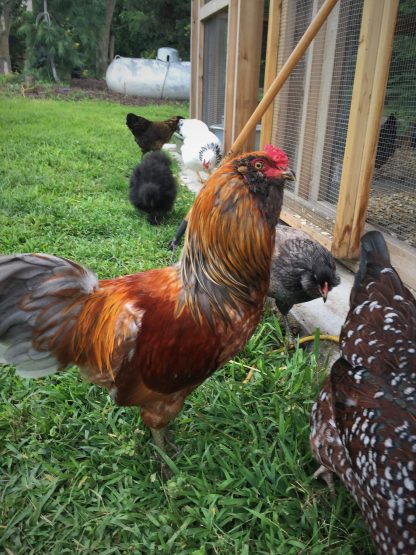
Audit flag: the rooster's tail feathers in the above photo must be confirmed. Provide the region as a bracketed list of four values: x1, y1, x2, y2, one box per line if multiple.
[0, 254, 98, 378]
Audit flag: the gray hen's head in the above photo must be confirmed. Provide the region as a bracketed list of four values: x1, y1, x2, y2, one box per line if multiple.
[300, 252, 340, 302]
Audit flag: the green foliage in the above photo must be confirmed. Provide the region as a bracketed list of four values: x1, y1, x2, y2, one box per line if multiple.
[7, 0, 27, 72]
[384, 1, 416, 130]
[20, 0, 106, 80]
[113, 0, 191, 60]
[0, 96, 374, 554]
[10, 0, 191, 81]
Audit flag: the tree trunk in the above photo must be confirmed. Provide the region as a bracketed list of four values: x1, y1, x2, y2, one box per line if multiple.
[95, 0, 116, 78]
[0, 1, 17, 74]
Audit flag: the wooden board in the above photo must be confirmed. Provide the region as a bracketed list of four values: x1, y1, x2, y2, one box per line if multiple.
[332, 0, 399, 259]
[260, 0, 282, 148]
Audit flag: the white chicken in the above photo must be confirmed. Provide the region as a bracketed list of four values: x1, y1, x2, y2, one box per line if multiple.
[178, 118, 223, 182]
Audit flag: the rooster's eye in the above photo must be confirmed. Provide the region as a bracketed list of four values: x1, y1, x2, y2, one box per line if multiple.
[254, 161, 263, 170]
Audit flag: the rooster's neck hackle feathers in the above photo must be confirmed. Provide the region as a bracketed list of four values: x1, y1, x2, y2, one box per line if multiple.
[179, 151, 284, 326]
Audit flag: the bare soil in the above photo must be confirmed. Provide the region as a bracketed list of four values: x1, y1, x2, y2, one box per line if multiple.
[68, 78, 185, 106]
[17, 77, 186, 107]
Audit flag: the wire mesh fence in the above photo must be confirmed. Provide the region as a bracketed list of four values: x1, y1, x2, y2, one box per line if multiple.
[270, 0, 363, 237]
[201, 11, 227, 128]
[367, 0, 416, 248]
[197, 0, 415, 252]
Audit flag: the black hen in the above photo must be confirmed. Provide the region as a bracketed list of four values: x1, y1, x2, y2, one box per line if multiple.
[310, 231, 416, 554]
[128, 151, 177, 225]
[126, 113, 183, 155]
[375, 114, 397, 169]
[268, 225, 340, 336]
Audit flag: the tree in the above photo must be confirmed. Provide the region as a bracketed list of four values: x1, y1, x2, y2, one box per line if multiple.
[21, 0, 110, 80]
[95, 0, 116, 77]
[0, 0, 21, 74]
[113, 0, 190, 60]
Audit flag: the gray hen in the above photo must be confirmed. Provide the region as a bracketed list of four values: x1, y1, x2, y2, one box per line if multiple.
[268, 225, 340, 338]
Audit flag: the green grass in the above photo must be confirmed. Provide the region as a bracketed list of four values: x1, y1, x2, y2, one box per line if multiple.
[0, 95, 373, 554]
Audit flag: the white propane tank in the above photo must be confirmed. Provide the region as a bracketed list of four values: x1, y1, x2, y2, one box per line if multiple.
[105, 49, 190, 100]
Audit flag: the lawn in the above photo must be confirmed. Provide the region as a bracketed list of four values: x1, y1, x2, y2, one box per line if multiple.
[0, 93, 373, 554]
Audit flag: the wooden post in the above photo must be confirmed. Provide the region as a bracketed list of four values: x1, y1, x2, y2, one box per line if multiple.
[332, 0, 399, 259]
[228, 0, 339, 157]
[223, 0, 239, 151]
[190, 0, 201, 118]
[223, 0, 264, 152]
[260, 0, 282, 148]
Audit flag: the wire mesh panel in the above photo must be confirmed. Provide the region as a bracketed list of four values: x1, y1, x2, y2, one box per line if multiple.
[367, 0, 416, 248]
[201, 11, 228, 127]
[270, 0, 363, 236]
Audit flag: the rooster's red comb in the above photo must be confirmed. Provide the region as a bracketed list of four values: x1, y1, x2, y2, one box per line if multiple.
[264, 144, 289, 169]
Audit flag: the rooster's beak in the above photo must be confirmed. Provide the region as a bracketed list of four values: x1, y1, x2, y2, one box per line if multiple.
[282, 169, 296, 181]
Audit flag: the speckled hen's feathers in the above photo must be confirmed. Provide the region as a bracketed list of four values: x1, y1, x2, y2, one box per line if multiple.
[310, 231, 416, 554]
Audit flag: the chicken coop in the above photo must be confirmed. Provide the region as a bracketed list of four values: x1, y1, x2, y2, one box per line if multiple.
[190, 0, 416, 289]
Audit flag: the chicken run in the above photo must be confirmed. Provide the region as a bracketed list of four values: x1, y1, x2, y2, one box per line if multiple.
[1, 0, 416, 553]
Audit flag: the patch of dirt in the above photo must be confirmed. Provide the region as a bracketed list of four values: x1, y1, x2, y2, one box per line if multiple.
[69, 78, 185, 106]
[368, 190, 416, 247]
[369, 146, 416, 248]
[16, 77, 186, 107]
[373, 145, 416, 187]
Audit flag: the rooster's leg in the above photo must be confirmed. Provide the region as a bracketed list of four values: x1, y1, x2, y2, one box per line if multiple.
[150, 427, 180, 456]
[150, 427, 181, 480]
[150, 427, 172, 479]
[151, 427, 168, 452]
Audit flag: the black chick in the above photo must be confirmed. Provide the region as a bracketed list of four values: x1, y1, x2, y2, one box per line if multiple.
[128, 151, 177, 225]
[375, 114, 397, 169]
[126, 113, 183, 156]
[268, 225, 340, 337]
[310, 231, 416, 554]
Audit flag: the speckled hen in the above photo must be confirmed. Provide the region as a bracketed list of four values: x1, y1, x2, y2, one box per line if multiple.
[310, 230, 416, 554]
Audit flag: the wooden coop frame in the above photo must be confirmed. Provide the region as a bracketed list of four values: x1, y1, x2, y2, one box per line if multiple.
[190, 0, 264, 152]
[191, 0, 416, 289]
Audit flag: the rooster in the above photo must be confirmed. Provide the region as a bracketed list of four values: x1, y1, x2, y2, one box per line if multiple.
[126, 113, 183, 155]
[169, 223, 340, 340]
[0, 145, 294, 473]
[310, 231, 416, 554]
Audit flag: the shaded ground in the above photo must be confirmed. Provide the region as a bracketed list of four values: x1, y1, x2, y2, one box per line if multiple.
[369, 145, 416, 247]
[6, 77, 187, 108]
[69, 77, 185, 106]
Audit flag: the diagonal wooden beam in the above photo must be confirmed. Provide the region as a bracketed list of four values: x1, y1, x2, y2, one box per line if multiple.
[228, 0, 339, 157]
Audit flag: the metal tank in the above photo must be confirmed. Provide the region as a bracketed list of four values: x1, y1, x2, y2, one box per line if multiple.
[105, 48, 190, 100]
